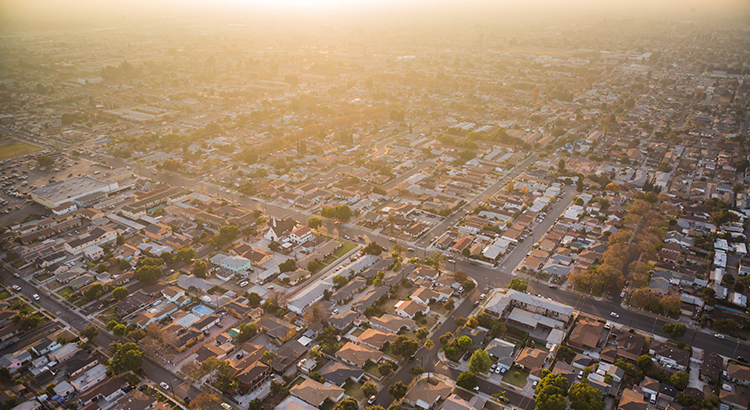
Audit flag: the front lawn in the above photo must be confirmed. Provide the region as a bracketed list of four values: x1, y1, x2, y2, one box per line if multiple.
[363, 361, 382, 378]
[58, 286, 75, 298]
[501, 365, 529, 388]
[343, 381, 365, 402]
[0, 290, 10, 300]
[333, 242, 357, 258]
[34, 272, 52, 282]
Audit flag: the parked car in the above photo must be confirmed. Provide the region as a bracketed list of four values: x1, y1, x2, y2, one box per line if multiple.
[715, 334, 725, 339]
[610, 312, 619, 318]
[160, 382, 169, 390]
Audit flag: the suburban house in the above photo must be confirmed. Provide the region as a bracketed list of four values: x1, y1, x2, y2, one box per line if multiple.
[335, 342, 383, 367]
[649, 341, 690, 371]
[402, 378, 453, 410]
[290, 378, 345, 407]
[262, 317, 297, 345]
[289, 226, 313, 244]
[394, 300, 430, 319]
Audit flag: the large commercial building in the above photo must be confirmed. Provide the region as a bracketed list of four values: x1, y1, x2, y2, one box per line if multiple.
[31, 176, 118, 208]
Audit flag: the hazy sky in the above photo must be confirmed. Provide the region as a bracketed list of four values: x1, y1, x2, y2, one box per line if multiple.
[1, 0, 748, 28]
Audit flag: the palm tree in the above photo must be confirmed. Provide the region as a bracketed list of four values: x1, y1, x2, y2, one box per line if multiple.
[424, 339, 434, 382]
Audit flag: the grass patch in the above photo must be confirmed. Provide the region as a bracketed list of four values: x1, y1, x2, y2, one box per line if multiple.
[58, 286, 75, 298]
[333, 242, 357, 258]
[0, 290, 10, 300]
[290, 377, 305, 387]
[343, 381, 365, 402]
[320, 400, 335, 410]
[363, 361, 382, 378]
[350, 328, 365, 338]
[0, 141, 42, 161]
[99, 306, 118, 323]
[34, 272, 52, 282]
[501, 365, 529, 388]
[75, 298, 88, 307]
[165, 272, 181, 282]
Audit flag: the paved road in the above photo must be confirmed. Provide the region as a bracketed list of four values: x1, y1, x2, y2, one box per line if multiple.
[0, 266, 202, 400]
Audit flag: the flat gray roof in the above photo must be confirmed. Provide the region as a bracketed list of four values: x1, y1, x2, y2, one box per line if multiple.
[32, 176, 116, 205]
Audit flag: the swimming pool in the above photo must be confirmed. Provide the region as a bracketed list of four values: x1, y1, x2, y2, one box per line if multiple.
[192, 305, 214, 316]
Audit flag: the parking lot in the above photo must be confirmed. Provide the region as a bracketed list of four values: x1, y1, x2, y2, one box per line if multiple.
[0, 153, 119, 225]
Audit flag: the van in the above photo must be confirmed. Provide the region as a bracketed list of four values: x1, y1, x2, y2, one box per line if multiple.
[650, 394, 657, 404]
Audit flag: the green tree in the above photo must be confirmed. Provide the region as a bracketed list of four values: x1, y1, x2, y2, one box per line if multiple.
[415, 327, 429, 340]
[36, 155, 54, 168]
[362, 242, 384, 255]
[307, 217, 323, 229]
[108, 341, 144, 374]
[96, 263, 108, 273]
[175, 247, 196, 263]
[469, 349, 492, 374]
[439, 332, 453, 346]
[333, 398, 359, 410]
[454, 317, 468, 327]
[84, 283, 105, 301]
[112, 286, 129, 300]
[456, 371, 477, 390]
[378, 361, 395, 377]
[637, 354, 653, 370]
[662, 323, 686, 339]
[409, 365, 425, 376]
[388, 382, 408, 400]
[568, 382, 605, 410]
[715, 318, 738, 334]
[670, 371, 689, 390]
[279, 259, 297, 273]
[247, 292, 262, 307]
[135, 264, 162, 283]
[80, 325, 99, 341]
[509, 278, 528, 292]
[391, 335, 420, 359]
[113, 324, 127, 337]
[558, 158, 566, 172]
[116, 235, 125, 245]
[362, 381, 378, 398]
[457, 336, 472, 350]
[535, 373, 570, 410]
[236, 322, 259, 343]
[192, 259, 207, 278]
[333, 275, 349, 287]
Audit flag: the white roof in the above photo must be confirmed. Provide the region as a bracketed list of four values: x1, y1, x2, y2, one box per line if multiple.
[507, 307, 565, 329]
[484, 289, 574, 318]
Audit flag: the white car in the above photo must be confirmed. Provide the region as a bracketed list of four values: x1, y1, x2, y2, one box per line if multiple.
[610, 312, 619, 318]
[620, 291, 626, 298]
[221, 404, 232, 410]
[32, 294, 40, 301]
[480, 293, 486, 300]
[715, 334, 725, 339]
[238, 281, 249, 287]
[11, 285, 21, 291]
[160, 382, 169, 390]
